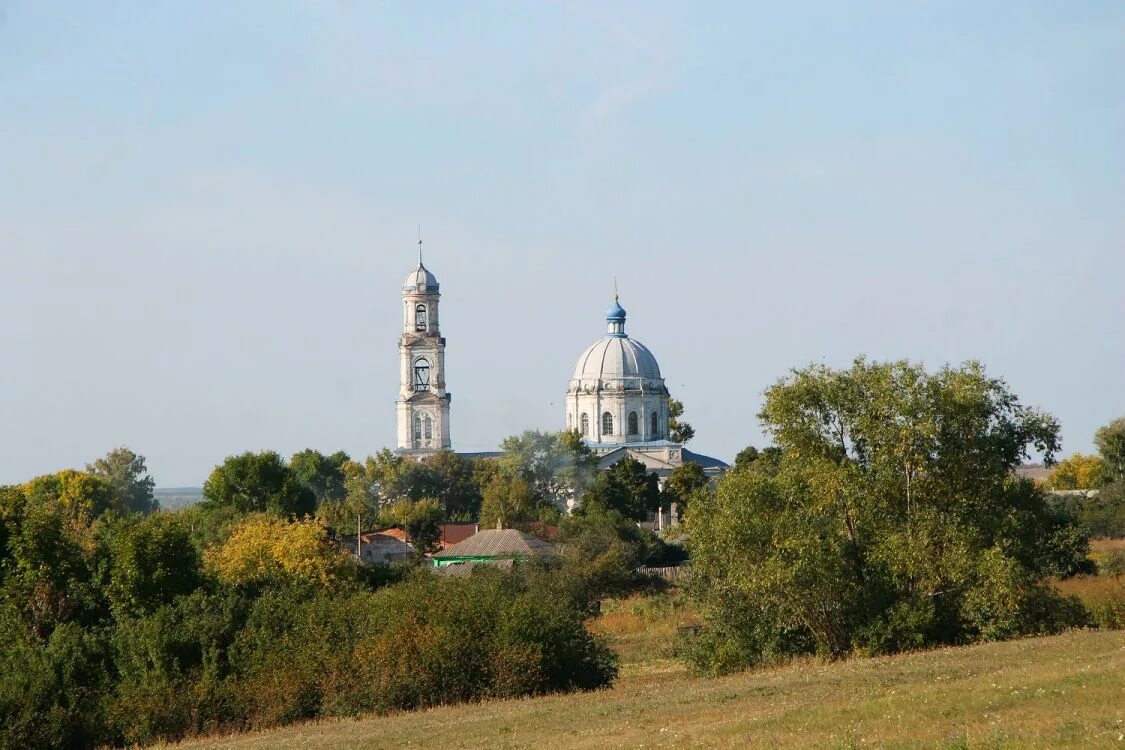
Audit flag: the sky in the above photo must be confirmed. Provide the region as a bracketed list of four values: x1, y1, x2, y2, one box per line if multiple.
[1, 2, 1123, 486]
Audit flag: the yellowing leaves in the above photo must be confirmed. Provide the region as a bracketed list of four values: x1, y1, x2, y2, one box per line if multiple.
[205, 515, 354, 589]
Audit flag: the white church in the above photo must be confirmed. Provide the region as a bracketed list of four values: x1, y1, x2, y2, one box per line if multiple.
[393, 253, 727, 482]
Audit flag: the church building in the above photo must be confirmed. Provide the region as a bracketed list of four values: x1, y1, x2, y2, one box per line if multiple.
[392, 253, 726, 483]
[566, 295, 727, 482]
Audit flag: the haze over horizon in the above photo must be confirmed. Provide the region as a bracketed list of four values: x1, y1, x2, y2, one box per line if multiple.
[2, 2, 1123, 486]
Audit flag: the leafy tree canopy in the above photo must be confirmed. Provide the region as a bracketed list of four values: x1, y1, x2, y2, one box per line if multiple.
[668, 398, 695, 445]
[204, 515, 354, 590]
[499, 430, 598, 510]
[1046, 453, 1105, 491]
[86, 447, 157, 514]
[478, 473, 535, 530]
[380, 498, 444, 554]
[202, 451, 315, 517]
[1095, 417, 1125, 484]
[686, 358, 1085, 670]
[288, 449, 349, 505]
[578, 457, 659, 521]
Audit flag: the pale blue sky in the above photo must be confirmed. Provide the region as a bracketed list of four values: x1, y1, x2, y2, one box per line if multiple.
[2, 2, 1122, 486]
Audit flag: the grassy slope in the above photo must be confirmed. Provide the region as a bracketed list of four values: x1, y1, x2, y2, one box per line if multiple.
[171, 627, 1125, 750]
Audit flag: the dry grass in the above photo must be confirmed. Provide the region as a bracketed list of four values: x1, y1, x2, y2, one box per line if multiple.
[168, 626, 1125, 750]
[1090, 538, 1125, 555]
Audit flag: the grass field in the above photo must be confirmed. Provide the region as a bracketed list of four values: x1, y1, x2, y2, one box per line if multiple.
[171, 612, 1125, 749]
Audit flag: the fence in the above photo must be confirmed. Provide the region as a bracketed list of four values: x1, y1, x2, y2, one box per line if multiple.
[636, 564, 689, 582]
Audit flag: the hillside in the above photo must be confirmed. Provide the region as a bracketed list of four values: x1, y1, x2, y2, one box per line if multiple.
[171, 628, 1125, 749]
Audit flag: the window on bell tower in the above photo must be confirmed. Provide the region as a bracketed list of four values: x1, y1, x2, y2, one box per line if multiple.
[602, 411, 614, 436]
[415, 304, 427, 332]
[580, 413, 589, 436]
[651, 411, 660, 438]
[413, 358, 430, 391]
[628, 411, 638, 435]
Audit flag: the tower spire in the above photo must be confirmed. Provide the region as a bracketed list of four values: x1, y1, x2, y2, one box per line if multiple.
[417, 225, 423, 266]
[614, 276, 618, 301]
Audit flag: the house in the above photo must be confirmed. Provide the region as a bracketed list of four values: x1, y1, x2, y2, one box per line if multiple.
[335, 530, 414, 565]
[431, 528, 555, 568]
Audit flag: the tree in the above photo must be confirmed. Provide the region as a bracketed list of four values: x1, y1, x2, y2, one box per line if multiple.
[733, 445, 783, 472]
[1095, 417, 1125, 484]
[663, 461, 708, 518]
[288, 450, 349, 506]
[21, 470, 113, 540]
[202, 452, 315, 516]
[478, 474, 535, 530]
[579, 457, 659, 521]
[1045, 453, 1105, 490]
[86, 447, 157, 514]
[381, 498, 443, 554]
[204, 515, 353, 589]
[413, 451, 483, 520]
[686, 358, 1085, 670]
[498, 430, 598, 510]
[668, 398, 695, 445]
[97, 514, 202, 617]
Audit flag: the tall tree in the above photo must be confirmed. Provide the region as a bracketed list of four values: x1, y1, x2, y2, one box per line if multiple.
[579, 457, 660, 521]
[1095, 417, 1125, 484]
[202, 452, 315, 516]
[288, 449, 350, 505]
[668, 398, 695, 445]
[1045, 453, 1105, 490]
[381, 498, 444, 554]
[478, 474, 535, 530]
[86, 447, 157, 514]
[414, 451, 483, 520]
[687, 358, 1084, 670]
[663, 461, 708, 518]
[498, 430, 598, 510]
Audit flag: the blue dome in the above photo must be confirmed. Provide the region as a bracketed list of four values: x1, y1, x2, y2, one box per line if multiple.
[606, 298, 626, 322]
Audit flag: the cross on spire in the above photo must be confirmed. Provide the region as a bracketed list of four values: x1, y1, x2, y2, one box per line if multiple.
[417, 225, 423, 266]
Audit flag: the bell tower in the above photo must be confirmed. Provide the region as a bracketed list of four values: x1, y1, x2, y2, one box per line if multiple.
[395, 243, 452, 454]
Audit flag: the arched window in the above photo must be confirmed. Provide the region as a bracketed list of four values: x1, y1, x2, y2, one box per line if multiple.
[415, 304, 427, 332]
[413, 358, 430, 391]
[580, 413, 589, 436]
[424, 415, 433, 439]
[413, 414, 422, 442]
[628, 411, 639, 435]
[602, 411, 614, 436]
[651, 411, 660, 438]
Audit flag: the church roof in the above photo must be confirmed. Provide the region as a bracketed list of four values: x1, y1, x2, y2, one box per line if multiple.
[572, 336, 662, 382]
[403, 263, 439, 292]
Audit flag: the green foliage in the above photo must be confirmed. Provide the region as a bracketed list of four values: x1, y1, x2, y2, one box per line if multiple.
[663, 461, 708, 518]
[498, 430, 598, 510]
[87, 446, 158, 514]
[578, 457, 660, 521]
[668, 397, 695, 445]
[288, 449, 349, 505]
[380, 498, 444, 554]
[733, 445, 783, 473]
[412, 451, 483, 520]
[0, 607, 111, 749]
[686, 359, 1088, 672]
[202, 451, 315, 516]
[1074, 480, 1125, 538]
[1095, 417, 1125, 484]
[97, 513, 203, 617]
[479, 473, 535, 530]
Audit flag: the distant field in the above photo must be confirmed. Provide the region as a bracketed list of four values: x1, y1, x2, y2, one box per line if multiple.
[170, 626, 1125, 749]
[154, 487, 204, 509]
